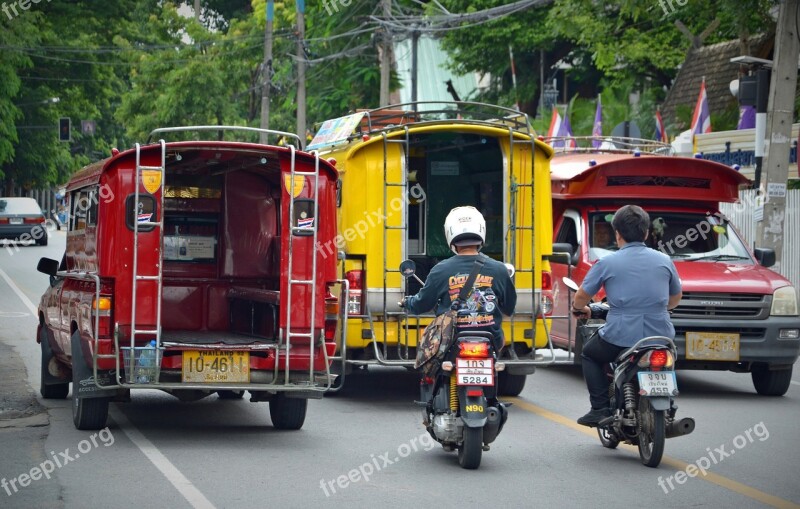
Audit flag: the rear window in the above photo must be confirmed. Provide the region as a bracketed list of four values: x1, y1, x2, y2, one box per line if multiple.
[0, 198, 43, 215]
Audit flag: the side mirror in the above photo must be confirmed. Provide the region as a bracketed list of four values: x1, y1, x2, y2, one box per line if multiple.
[754, 248, 776, 268]
[552, 243, 576, 265]
[37, 257, 59, 277]
[399, 259, 416, 277]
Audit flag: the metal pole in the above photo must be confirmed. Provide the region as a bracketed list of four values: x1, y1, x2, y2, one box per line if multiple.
[260, 0, 274, 143]
[411, 30, 419, 111]
[379, 0, 392, 107]
[755, 0, 799, 272]
[296, 0, 307, 149]
[752, 68, 770, 189]
[194, 0, 200, 19]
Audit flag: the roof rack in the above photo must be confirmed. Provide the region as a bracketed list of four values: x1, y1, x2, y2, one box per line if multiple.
[146, 125, 301, 147]
[543, 136, 674, 156]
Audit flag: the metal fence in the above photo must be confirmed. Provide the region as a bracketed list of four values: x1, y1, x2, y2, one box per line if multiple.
[720, 189, 800, 298]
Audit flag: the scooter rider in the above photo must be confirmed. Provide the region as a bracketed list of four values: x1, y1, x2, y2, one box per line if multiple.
[571, 205, 682, 427]
[401, 206, 517, 354]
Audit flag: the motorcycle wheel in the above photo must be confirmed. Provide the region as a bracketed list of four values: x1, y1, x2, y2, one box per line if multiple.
[637, 397, 665, 467]
[597, 426, 619, 449]
[458, 427, 483, 469]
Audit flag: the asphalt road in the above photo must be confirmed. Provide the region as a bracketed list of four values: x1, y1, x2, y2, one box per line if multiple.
[1, 231, 799, 509]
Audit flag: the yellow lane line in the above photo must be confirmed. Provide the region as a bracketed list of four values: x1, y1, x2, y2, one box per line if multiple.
[508, 397, 800, 509]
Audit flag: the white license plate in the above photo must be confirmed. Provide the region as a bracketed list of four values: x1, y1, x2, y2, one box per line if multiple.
[9, 217, 23, 225]
[638, 371, 678, 397]
[456, 358, 493, 386]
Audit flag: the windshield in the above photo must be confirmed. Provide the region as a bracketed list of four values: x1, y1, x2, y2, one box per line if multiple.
[588, 211, 753, 263]
[0, 198, 43, 215]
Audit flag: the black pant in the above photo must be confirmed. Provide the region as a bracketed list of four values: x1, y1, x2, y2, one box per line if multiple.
[581, 334, 625, 410]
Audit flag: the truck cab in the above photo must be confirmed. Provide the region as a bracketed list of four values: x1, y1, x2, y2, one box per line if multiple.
[36, 127, 345, 430]
[549, 147, 799, 396]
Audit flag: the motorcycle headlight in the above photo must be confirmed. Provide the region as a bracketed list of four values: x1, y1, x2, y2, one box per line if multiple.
[771, 286, 798, 316]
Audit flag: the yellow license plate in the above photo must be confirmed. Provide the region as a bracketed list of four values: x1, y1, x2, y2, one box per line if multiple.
[685, 332, 740, 361]
[182, 351, 250, 383]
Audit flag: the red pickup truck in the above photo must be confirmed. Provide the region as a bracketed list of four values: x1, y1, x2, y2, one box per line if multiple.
[549, 150, 799, 396]
[36, 127, 346, 429]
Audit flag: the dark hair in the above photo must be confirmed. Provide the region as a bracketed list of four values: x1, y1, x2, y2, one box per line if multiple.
[611, 205, 650, 242]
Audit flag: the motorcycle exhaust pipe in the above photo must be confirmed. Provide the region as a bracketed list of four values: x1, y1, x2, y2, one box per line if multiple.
[666, 417, 695, 438]
[482, 406, 502, 445]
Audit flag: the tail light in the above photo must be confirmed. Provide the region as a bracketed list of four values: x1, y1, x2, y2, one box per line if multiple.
[24, 216, 46, 224]
[540, 270, 554, 316]
[458, 341, 490, 358]
[92, 296, 113, 337]
[0, 218, 8, 224]
[345, 270, 365, 316]
[324, 285, 338, 341]
[637, 349, 674, 371]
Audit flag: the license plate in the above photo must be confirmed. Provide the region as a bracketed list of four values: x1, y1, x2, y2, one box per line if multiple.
[685, 332, 740, 361]
[456, 358, 494, 386]
[638, 371, 678, 397]
[182, 351, 249, 383]
[9, 217, 22, 225]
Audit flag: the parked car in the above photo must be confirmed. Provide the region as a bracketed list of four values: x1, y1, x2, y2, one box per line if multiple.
[0, 197, 48, 246]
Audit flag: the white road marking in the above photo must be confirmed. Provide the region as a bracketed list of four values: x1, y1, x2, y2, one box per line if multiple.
[110, 407, 217, 509]
[0, 266, 39, 315]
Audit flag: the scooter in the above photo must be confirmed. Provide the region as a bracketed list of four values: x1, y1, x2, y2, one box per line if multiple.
[563, 277, 695, 468]
[400, 259, 509, 469]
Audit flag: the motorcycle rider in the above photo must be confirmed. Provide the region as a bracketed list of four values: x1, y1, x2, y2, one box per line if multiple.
[402, 206, 517, 354]
[571, 205, 682, 427]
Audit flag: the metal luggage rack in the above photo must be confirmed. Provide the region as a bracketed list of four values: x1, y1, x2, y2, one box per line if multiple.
[358, 101, 534, 136]
[543, 136, 674, 156]
[146, 125, 302, 147]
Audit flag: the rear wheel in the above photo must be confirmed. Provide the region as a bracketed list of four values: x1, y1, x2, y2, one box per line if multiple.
[497, 372, 526, 396]
[752, 365, 792, 396]
[458, 426, 483, 469]
[71, 331, 110, 430]
[637, 397, 665, 468]
[269, 394, 307, 430]
[217, 390, 245, 400]
[40, 329, 69, 399]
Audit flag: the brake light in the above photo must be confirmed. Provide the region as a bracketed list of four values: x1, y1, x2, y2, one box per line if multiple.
[345, 270, 364, 316]
[92, 296, 113, 337]
[24, 216, 46, 224]
[540, 270, 554, 316]
[637, 349, 674, 371]
[0, 218, 8, 224]
[459, 342, 490, 358]
[324, 285, 339, 341]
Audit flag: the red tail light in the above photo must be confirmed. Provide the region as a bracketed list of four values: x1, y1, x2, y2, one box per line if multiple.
[24, 216, 46, 224]
[345, 270, 364, 315]
[540, 270, 554, 316]
[649, 350, 668, 368]
[458, 342, 490, 358]
[0, 218, 8, 224]
[637, 349, 673, 371]
[92, 296, 113, 338]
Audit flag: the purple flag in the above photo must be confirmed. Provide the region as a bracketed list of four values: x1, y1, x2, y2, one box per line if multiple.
[737, 105, 755, 130]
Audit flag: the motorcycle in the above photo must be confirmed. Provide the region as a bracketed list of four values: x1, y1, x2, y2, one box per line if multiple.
[563, 277, 695, 468]
[400, 259, 509, 470]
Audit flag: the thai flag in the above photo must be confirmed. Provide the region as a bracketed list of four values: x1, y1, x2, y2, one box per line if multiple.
[547, 108, 576, 149]
[137, 213, 152, 223]
[737, 105, 756, 129]
[298, 217, 314, 229]
[591, 96, 602, 148]
[654, 110, 668, 142]
[690, 79, 712, 135]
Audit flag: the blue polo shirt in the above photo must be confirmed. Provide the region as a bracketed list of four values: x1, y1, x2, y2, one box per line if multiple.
[581, 242, 681, 348]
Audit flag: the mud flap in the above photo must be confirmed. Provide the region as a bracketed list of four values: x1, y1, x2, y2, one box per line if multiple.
[71, 334, 116, 399]
[458, 386, 488, 428]
[40, 327, 69, 385]
[647, 396, 671, 411]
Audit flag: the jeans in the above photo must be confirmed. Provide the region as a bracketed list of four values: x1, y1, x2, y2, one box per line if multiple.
[581, 333, 625, 410]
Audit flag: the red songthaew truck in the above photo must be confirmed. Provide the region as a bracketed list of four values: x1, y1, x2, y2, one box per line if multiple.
[36, 127, 346, 430]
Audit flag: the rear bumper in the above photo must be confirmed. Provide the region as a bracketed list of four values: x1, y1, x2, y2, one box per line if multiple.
[0, 224, 46, 240]
[672, 316, 800, 369]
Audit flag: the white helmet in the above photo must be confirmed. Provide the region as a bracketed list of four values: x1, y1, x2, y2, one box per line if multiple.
[444, 206, 486, 254]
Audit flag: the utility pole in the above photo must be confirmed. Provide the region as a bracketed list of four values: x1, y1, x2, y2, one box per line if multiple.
[756, 0, 799, 272]
[379, 0, 392, 107]
[260, 0, 274, 143]
[410, 29, 419, 111]
[194, 0, 200, 20]
[296, 0, 307, 149]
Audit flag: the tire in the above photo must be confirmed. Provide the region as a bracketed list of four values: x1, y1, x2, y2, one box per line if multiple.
[36, 234, 48, 246]
[71, 331, 110, 430]
[597, 426, 619, 449]
[40, 329, 69, 399]
[458, 426, 483, 469]
[637, 397, 665, 468]
[497, 372, 526, 396]
[752, 365, 793, 396]
[217, 390, 245, 400]
[269, 394, 307, 430]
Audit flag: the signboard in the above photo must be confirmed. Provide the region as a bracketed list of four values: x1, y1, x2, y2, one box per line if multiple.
[307, 112, 366, 151]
